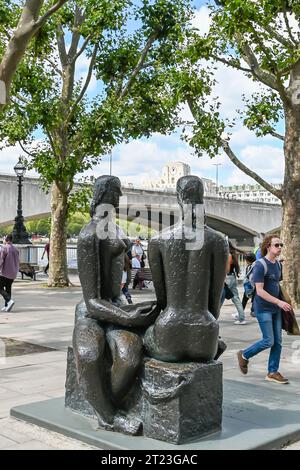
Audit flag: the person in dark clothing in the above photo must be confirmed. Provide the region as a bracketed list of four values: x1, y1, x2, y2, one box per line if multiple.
[41, 242, 50, 275]
[0, 234, 19, 312]
[242, 252, 257, 311]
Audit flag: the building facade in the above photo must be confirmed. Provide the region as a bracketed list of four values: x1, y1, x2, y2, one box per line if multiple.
[218, 183, 282, 204]
[142, 162, 216, 195]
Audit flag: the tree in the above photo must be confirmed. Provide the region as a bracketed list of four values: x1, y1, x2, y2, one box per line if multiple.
[0, 0, 69, 111]
[0, 0, 192, 286]
[173, 0, 300, 306]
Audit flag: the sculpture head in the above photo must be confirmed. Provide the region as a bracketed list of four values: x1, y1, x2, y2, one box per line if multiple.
[90, 175, 122, 217]
[176, 176, 204, 208]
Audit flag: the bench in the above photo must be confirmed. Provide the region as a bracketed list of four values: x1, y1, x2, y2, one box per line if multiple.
[19, 263, 38, 281]
[130, 267, 152, 289]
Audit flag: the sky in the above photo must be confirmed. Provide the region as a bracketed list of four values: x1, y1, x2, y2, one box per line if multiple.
[0, 1, 289, 188]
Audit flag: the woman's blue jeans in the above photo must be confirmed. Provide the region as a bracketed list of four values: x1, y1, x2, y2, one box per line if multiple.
[222, 274, 245, 321]
[243, 310, 282, 373]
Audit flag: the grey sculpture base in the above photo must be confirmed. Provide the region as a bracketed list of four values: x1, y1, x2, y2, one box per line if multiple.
[11, 378, 300, 450]
[65, 347, 222, 444]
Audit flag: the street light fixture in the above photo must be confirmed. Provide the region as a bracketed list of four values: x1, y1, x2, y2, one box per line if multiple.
[12, 157, 31, 244]
[213, 163, 222, 196]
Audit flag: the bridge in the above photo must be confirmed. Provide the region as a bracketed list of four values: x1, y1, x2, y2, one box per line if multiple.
[0, 173, 282, 247]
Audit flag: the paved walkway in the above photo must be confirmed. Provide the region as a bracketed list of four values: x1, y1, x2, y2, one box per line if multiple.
[0, 277, 299, 450]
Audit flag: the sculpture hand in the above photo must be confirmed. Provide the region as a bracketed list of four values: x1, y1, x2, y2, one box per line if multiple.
[122, 301, 159, 327]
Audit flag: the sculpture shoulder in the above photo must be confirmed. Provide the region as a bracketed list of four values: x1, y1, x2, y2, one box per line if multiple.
[78, 221, 96, 244]
[205, 226, 228, 249]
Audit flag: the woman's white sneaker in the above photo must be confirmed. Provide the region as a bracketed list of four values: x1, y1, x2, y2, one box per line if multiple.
[5, 299, 15, 312]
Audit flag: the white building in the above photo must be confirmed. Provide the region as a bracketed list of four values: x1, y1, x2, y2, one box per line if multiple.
[143, 162, 216, 195]
[218, 183, 282, 204]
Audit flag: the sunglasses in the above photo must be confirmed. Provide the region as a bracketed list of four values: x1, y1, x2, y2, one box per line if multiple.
[272, 243, 283, 248]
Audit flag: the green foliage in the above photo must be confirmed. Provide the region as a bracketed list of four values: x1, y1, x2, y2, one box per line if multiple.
[241, 91, 284, 137]
[173, 0, 300, 159]
[0, 0, 193, 192]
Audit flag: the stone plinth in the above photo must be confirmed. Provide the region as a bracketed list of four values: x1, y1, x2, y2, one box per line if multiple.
[142, 359, 223, 444]
[65, 348, 223, 444]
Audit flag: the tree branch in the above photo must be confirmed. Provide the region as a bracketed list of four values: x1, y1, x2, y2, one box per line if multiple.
[67, 44, 98, 122]
[15, 93, 31, 105]
[45, 56, 62, 77]
[221, 139, 283, 200]
[269, 129, 285, 141]
[72, 34, 92, 63]
[211, 54, 252, 73]
[282, 3, 298, 45]
[67, 6, 85, 61]
[18, 140, 35, 157]
[34, 0, 69, 30]
[118, 32, 159, 100]
[56, 25, 67, 66]
[45, 128, 57, 157]
[263, 23, 295, 49]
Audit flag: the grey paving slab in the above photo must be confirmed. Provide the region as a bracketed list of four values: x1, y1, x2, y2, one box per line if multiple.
[11, 376, 300, 450]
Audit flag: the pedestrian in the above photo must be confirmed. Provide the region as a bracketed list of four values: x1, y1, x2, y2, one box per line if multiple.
[242, 252, 257, 313]
[131, 238, 147, 267]
[121, 254, 133, 304]
[237, 234, 291, 384]
[0, 234, 20, 312]
[222, 241, 246, 325]
[41, 242, 50, 275]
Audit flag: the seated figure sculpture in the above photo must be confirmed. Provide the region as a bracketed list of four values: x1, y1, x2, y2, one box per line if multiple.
[144, 175, 228, 362]
[72, 175, 158, 434]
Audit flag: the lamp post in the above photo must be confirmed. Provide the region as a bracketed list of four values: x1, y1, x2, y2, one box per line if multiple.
[12, 158, 31, 244]
[213, 163, 222, 196]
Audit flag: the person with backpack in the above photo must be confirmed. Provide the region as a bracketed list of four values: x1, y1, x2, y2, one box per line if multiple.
[237, 234, 292, 384]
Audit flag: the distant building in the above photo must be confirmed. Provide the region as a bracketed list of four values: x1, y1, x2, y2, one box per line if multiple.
[142, 162, 216, 195]
[218, 183, 282, 204]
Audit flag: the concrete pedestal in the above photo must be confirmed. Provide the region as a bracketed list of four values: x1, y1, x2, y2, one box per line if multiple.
[142, 359, 222, 444]
[65, 348, 222, 444]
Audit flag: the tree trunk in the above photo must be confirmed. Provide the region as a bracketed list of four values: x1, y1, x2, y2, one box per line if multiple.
[281, 106, 300, 307]
[48, 181, 70, 287]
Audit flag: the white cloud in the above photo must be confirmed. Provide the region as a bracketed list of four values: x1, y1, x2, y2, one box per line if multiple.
[84, 135, 229, 186]
[191, 5, 211, 35]
[227, 145, 284, 185]
[0, 144, 38, 176]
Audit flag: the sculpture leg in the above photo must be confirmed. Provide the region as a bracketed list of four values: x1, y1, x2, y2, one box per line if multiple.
[106, 329, 143, 435]
[106, 329, 143, 401]
[73, 316, 115, 429]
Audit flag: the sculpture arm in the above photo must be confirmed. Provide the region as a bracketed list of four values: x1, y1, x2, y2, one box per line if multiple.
[78, 225, 158, 327]
[209, 237, 228, 320]
[148, 239, 166, 310]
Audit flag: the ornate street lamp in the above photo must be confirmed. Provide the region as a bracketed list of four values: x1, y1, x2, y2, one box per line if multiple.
[12, 158, 31, 244]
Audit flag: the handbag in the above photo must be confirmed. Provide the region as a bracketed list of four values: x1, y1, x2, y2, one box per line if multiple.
[224, 282, 234, 300]
[280, 285, 300, 335]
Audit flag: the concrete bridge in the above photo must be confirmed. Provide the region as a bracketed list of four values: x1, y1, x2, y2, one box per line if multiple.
[0, 173, 282, 246]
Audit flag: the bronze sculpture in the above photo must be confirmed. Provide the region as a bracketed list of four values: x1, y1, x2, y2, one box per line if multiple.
[144, 175, 228, 361]
[67, 174, 228, 443]
[72, 175, 157, 434]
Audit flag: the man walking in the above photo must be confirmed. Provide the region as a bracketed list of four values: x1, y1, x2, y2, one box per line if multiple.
[0, 234, 20, 312]
[237, 234, 291, 384]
